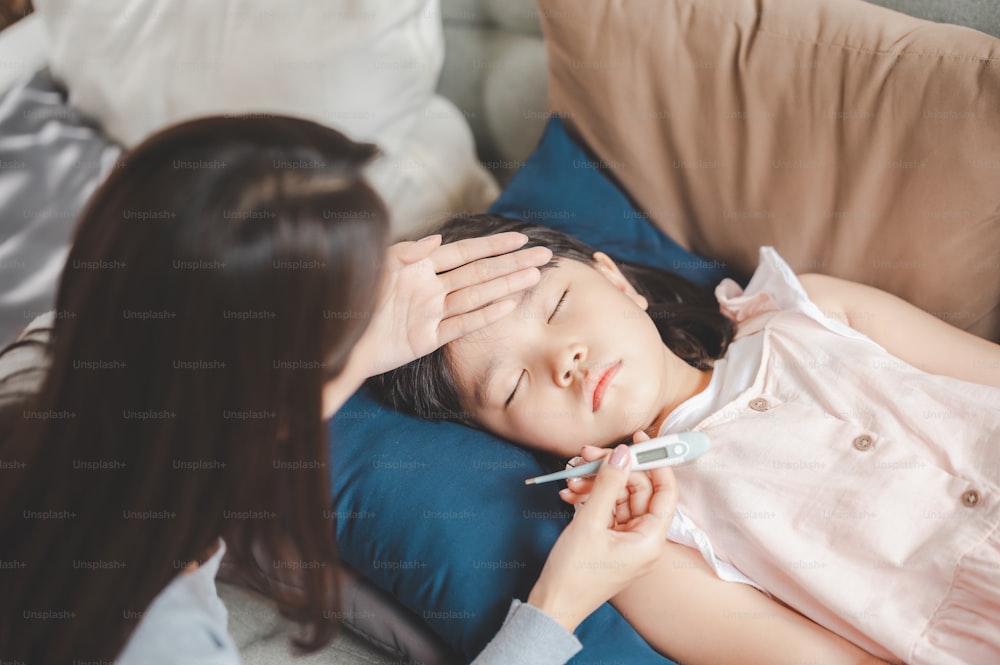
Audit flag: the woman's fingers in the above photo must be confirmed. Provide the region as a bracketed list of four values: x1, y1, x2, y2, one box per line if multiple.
[574, 441, 657, 524]
[440, 266, 542, 324]
[573, 445, 631, 527]
[615, 472, 655, 525]
[428, 232, 542, 273]
[563, 444, 639, 514]
[435, 298, 520, 346]
[566, 475, 593, 494]
[561, 478, 632, 514]
[580, 445, 610, 462]
[632, 466, 679, 536]
[615, 491, 633, 525]
[438, 245, 552, 299]
[561, 448, 608, 500]
[559, 488, 588, 505]
[562, 436, 662, 521]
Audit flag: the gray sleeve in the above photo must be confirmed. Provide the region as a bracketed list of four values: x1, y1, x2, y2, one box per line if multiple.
[115, 543, 241, 665]
[469, 600, 582, 665]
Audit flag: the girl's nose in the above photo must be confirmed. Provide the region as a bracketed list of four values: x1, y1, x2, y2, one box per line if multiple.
[554, 345, 586, 387]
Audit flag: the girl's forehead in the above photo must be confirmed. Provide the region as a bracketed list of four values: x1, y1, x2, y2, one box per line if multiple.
[449, 257, 605, 351]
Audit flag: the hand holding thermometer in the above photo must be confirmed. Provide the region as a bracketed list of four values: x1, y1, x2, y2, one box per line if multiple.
[523, 432, 710, 485]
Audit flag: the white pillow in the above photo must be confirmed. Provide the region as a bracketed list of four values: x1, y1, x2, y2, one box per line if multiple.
[34, 0, 497, 236]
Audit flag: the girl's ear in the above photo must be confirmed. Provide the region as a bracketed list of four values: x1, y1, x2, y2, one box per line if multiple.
[592, 252, 649, 310]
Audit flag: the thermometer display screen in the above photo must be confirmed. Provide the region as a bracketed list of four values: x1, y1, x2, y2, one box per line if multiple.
[636, 448, 669, 464]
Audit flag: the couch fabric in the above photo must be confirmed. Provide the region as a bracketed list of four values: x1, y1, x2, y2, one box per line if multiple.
[537, 0, 1000, 340]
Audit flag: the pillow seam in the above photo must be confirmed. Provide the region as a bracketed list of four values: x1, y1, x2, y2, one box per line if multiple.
[754, 25, 1000, 63]
[668, 0, 1000, 63]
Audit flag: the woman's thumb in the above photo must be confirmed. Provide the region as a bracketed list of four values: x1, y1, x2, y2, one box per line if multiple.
[577, 444, 630, 520]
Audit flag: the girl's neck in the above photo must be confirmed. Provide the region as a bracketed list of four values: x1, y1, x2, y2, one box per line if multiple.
[646, 361, 714, 437]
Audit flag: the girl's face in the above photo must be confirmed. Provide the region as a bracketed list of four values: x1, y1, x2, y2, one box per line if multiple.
[447, 252, 710, 458]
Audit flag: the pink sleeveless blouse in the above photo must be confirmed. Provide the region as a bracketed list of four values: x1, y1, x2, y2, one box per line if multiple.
[671, 259, 1000, 664]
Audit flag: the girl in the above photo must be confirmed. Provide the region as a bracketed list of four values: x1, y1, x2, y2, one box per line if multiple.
[373, 213, 1000, 665]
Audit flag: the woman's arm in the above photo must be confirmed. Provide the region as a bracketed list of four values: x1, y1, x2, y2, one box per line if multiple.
[471, 443, 678, 665]
[798, 273, 1000, 388]
[469, 600, 582, 665]
[612, 543, 888, 665]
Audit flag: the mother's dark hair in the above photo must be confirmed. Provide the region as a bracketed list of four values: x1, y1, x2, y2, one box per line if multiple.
[370, 214, 733, 429]
[0, 116, 388, 662]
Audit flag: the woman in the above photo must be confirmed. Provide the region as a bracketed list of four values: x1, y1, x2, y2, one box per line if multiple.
[0, 116, 676, 664]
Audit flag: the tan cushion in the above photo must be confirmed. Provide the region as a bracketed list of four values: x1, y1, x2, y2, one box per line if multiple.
[538, 0, 1000, 340]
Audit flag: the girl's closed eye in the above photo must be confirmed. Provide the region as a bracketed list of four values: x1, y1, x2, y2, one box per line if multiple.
[507, 289, 569, 407]
[503, 289, 569, 409]
[548, 289, 569, 323]
[505, 370, 526, 407]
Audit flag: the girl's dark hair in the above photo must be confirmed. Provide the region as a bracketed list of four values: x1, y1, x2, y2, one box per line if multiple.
[0, 116, 389, 662]
[369, 214, 734, 427]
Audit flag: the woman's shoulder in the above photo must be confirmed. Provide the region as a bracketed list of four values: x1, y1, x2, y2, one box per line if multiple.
[116, 541, 240, 665]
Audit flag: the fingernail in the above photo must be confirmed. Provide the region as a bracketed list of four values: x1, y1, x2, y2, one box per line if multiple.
[417, 234, 441, 245]
[609, 444, 630, 469]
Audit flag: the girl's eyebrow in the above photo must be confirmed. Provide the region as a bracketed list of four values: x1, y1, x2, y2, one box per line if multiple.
[474, 268, 557, 406]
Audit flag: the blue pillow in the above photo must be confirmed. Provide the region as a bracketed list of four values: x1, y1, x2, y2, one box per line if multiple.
[489, 116, 737, 289]
[329, 117, 737, 664]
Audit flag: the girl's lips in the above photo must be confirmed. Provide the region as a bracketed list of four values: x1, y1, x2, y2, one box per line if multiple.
[591, 361, 622, 412]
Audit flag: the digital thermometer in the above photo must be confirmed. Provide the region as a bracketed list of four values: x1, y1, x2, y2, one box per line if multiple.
[523, 432, 710, 485]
